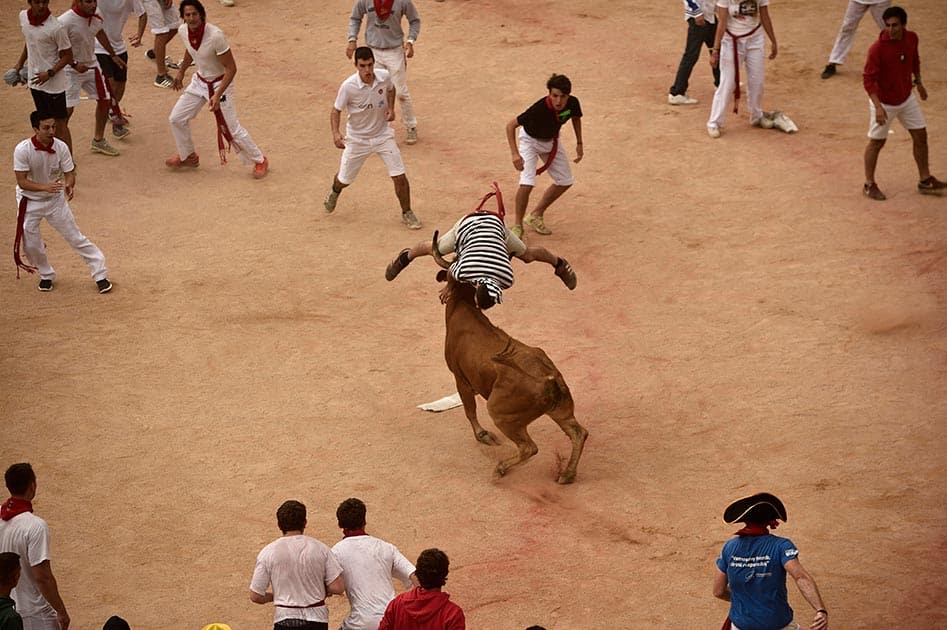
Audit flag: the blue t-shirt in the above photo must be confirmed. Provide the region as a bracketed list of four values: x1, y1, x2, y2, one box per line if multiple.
[716, 534, 799, 630]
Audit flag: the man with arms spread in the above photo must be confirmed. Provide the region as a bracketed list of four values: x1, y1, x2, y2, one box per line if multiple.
[12, 0, 75, 153]
[0, 464, 70, 630]
[347, 0, 421, 144]
[384, 183, 575, 309]
[167, 0, 268, 178]
[378, 548, 464, 630]
[13, 111, 112, 293]
[325, 46, 420, 230]
[331, 498, 417, 630]
[820, 0, 890, 79]
[250, 500, 345, 630]
[94, 0, 147, 140]
[862, 5, 945, 200]
[58, 0, 127, 158]
[506, 74, 583, 238]
[713, 492, 828, 630]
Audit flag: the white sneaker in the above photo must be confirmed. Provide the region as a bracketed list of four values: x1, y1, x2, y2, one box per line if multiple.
[707, 126, 721, 139]
[220, 0, 235, 5]
[405, 127, 418, 145]
[668, 93, 698, 105]
[324, 190, 339, 213]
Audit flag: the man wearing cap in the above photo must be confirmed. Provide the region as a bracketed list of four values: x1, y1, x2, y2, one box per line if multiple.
[713, 493, 828, 630]
[383, 184, 576, 309]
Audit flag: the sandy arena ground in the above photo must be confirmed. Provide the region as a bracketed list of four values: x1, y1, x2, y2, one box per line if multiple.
[1, 0, 946, 628]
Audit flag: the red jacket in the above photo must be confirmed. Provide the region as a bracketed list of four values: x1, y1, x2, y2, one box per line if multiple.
[378, 587, 466, 630]
[863, 29, 920, 106]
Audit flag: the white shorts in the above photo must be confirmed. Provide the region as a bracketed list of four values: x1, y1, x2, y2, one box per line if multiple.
[144, 0, 180, 34]
[338, 130, 405, 184]
[65, 66, 111, 108]
[732, 622, 798, 630]
[868, 93, 926, 139]
[517, 127, 573, 187]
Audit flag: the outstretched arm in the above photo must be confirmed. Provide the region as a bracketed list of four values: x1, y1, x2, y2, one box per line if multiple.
[785, 559, 828, 630]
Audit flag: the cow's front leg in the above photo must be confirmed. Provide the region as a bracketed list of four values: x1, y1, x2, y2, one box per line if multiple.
[457, 382, 500, 445]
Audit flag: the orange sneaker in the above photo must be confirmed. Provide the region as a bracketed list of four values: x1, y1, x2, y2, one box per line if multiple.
[166, 153, 199, 168]
[253, 156, 269, 179]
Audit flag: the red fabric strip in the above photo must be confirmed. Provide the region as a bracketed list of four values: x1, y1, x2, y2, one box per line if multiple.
[28, 8, 51, 26]
[1, 497, 34, 521]
[342, 528, 367, 538]
[725, 24, 761, 114]
[374, 0, 395, 21]
[14, 196, 38, 278]
[31, 135, 56, 154]
[188, 22, 206, 50]
[197, 73, 241, 164]
[72, 4, 102, 26]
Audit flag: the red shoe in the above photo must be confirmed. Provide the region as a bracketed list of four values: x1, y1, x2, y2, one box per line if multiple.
[253, 156, 268, 179]
[165, 153, 199, 168]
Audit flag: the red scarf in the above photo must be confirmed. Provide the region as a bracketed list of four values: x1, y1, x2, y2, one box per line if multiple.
[72, 3, 101, 26]
[1, 498, 33, 521]
[27, 7, 51, 26]
[373, 0, 395, 21]
[188, 22, 206, 50]
[734, 521, 779, 536]
[31, 135, 56, 154]
[342, 528, 367, 538]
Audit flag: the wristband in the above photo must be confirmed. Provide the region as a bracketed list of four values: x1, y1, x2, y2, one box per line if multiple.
[817, 609, 828, 615]
[47, 67, 56, 77]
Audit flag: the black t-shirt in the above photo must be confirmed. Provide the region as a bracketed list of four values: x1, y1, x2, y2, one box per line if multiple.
[516, 95, 582, 140]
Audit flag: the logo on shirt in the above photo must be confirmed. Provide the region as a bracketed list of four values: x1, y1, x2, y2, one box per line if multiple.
[738, 0, 759, 16]
[785, 549, 799, 558]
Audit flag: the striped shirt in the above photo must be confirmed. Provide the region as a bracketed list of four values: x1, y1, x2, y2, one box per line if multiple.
[437, 213, 525, 289]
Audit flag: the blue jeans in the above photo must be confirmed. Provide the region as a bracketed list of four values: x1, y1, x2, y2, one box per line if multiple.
[669, 18, 720, 96]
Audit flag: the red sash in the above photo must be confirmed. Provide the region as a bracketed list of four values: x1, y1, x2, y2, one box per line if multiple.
[725, 23, 761, 114]
[197, 73, 241, 164]
[14, 196, 37, 278]
[464, 181, 505, 220]
[536, 96, 561, 175]
[93, 67, 126, 124]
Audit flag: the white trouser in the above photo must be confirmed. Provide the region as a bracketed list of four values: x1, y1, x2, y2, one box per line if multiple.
[18, 193, 108, 282]
[372, 46, 417, 129]
[22, 612, 60, 630]
[338, 129, 405, 184]
[517, 128, 573, 187]
[708, 28, 765, 129]
[168, 74, 264, 165]
[828, 0, 889, 65]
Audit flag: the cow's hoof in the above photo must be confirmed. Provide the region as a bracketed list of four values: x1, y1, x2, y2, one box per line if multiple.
[477, 430, 501, 446]
[556, 471, 577, 484]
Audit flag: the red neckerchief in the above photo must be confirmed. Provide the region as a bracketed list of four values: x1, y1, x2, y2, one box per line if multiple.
[373, 0, 395, 20]
[188, 22, 207, 50]
[28, 7, 51, 26]
[72, 3, 101, 26]
[31, 135, 56, 154]
[1, 498, 33, 521]
[342, 528, 367, 538]
[734, 521, 778, 536]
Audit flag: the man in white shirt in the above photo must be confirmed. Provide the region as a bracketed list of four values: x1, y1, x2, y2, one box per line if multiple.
[325, 46, 421, 230]
[821, 0, 890, 79]
[12, 0, 74, 153]
[13, 111, 112, 293]
[331, 498, 416, 630]
[249, 500, 345, 630]
[167, 0, 267, 178]
[0, 463, 70, 630]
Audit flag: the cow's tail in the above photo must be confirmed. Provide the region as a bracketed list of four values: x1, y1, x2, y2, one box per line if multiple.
[492, 339, 566, 409]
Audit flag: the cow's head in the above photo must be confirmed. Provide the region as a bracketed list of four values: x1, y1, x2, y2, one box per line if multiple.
[431, 231, 497, 310]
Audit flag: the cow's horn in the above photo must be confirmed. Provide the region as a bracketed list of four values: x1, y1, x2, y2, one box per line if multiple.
[431, 230, 451, 269]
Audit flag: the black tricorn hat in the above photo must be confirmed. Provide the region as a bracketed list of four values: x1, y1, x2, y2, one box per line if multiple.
[103, 617, 130, 630]
[723, 492, 788, 524]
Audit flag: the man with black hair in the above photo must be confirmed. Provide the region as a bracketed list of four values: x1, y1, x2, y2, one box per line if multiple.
[713, 493, 828, 630]
[378, 549, 464, 630]
[249, 500, 344, 630]
[506, 74, 583, 237]
[0, 552, 23, 630]
[331, 498, 416, 630]
[384, 184, 576, 310]
[0, 464, 70, 630]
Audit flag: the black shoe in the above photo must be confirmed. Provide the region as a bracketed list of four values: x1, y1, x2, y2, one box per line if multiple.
[820, 63, 836, 80]
[96, 278, 113, 294]
[38, 279, 53, 291]
[385, 249, 411, 281]
[146, 48, 156, 60]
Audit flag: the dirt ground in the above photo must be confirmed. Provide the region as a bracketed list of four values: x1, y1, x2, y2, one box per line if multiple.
[1, 0, 945, 628]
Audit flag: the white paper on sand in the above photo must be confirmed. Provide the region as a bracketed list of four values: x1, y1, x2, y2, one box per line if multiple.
[418, 392, 463, 412]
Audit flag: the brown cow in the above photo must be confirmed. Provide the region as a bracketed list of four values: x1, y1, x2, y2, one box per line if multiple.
[430, 236, 588, 484]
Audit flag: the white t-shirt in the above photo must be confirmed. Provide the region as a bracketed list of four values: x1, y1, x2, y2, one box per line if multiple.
[334, 68, 393, 140]
[58, 8, 105, 66]
[18, 11, 71, 94]
[14, 137, 75, 201]
[0, 512, 54, 618]
[178, 22, 230, 80]
[717, 0, 769, 36]
[250, 535, 343, 624]
[94, 0, 145, 56]
[331, 535, 415, 630]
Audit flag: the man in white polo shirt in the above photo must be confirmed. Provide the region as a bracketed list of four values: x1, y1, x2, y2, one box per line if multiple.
[325, 46, 421, 230]
[166, 0, 268, 178]
[12, 0, 74, 153]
